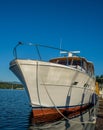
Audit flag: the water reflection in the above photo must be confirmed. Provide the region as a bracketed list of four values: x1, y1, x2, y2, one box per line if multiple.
[0, 89, 97, 130]
[28, 107, 96, 130]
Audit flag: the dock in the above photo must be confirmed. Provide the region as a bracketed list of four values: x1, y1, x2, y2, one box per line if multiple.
[95, 97, 103, 130]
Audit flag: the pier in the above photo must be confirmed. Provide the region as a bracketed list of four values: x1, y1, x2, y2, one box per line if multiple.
[95, 97, 103, 130]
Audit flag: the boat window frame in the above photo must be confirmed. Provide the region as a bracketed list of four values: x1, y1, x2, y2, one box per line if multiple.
[49, 57, 94, 76]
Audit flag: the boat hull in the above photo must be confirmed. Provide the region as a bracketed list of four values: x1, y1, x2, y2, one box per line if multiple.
[31, 104, 94, 124]
[10, 59, 96, 122]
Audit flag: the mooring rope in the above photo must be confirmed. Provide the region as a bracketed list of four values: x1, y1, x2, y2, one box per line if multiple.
[40, 76, 97, 124]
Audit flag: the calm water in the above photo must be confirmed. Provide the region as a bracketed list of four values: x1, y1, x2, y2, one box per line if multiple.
[0, 89, 96, 130]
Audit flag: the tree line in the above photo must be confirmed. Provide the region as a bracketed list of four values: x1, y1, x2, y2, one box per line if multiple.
[96, 75, 103, 84]
[96, 75, 103, 90]
[0, 82, 23, 89]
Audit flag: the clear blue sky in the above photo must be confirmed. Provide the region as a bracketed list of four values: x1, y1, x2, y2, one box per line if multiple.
[0, 0, 103, 82]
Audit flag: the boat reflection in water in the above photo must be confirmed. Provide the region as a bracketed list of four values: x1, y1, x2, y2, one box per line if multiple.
[29, 105, 97, 130]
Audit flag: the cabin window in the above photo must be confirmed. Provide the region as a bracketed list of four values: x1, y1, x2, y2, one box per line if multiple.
[58, 59, 83, 68]
[69, 60, 82, 69]
[50, 58, 94, 76]
[83, 61, 87, 71]
[58, 60, 68, 65]
[72, 60, 81, 66]
[88, 64, 94, 76]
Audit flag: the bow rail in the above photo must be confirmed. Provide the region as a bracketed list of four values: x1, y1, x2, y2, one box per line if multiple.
[13, 42, 80, 60]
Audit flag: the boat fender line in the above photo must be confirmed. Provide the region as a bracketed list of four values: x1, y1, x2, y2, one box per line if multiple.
[40, 77, 97, 124]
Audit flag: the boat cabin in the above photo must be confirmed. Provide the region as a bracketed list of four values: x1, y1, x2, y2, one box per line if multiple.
[49, 57, 94, 76]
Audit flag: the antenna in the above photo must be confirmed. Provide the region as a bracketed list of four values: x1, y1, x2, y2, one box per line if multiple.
[70, 51, 80, 54]
[60, 38, 62, 56]
[60, 51, 80, 57]
[68, 51, 80, 57]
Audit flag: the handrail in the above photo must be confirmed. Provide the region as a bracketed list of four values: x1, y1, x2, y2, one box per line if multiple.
[13, 42, 70, 59]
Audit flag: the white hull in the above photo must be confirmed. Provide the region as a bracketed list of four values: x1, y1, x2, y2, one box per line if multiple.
[10, 59, 95, 108]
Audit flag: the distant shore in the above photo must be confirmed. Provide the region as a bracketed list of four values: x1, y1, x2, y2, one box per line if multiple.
[0, 82, 24, 89]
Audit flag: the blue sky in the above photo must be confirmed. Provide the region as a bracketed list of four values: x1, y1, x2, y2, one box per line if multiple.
[0, 0, 103, 81]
